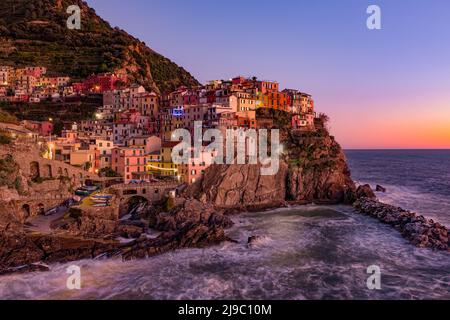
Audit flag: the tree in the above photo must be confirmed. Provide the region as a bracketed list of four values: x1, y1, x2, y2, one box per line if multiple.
[317, 113, 331, 132]
[52, 120, 64, 136]
[318, 113, 330, 124]
[84, 162, 92, 171]
[99, 167, 119, 177]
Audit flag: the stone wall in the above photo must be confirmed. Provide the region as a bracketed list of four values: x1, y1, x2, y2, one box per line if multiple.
[0, 142, 100, 226]
[2, 143, 94, 185]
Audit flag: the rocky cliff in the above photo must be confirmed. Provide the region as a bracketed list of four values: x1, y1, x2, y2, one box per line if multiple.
[188, 120, 356, 210]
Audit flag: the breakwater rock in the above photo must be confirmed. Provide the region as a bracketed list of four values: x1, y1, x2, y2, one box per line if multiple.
[354, 198, 449, 251]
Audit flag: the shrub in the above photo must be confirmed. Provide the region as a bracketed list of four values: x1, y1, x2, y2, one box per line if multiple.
[0, 131, 12, 145]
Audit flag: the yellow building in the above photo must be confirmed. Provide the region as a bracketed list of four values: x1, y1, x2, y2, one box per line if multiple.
[70, 148, 97, 173]
[235, 91, 256, 112]
[145, 141, 179, 177]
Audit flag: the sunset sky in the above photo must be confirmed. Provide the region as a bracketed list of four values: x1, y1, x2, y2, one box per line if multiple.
[86, 0, 450, 149]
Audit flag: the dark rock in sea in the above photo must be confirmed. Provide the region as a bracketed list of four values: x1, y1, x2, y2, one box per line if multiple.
[105, 198, 237, 261]
[0, 230, 120, 274]
[354, 198, 449, 251]
[376, 185, 387, 193]
[119, 223, 234, 261]
[116, 224, 144, 239]
[153, 199, 234, 232]
[247, 236, 263, 248]
[356, 184, 377, 200]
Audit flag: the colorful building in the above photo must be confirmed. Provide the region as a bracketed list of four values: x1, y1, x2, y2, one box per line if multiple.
[146, 141, 179, 178]
[112, 146, 147, 183]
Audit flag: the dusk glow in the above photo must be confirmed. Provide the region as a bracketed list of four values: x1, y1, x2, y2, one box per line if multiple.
[1, 0, 450, 304]
[86, 0, 450, 149]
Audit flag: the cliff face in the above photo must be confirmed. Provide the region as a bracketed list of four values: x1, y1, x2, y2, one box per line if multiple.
[190, 162, 289, 210]
[0, 0, 200, 93]
[189, 125, 356, 209]
[285, 130, 355, 204]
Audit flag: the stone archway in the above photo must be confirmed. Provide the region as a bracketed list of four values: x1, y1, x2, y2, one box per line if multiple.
[126, 195, 149, 214]
[21, 204, 31, 220]
[64, 168, 69, 177]
[30, 161, 40, 180]
[57, 167, 63, 176]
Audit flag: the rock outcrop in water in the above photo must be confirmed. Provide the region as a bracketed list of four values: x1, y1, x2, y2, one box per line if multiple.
[114, 199, 235, 260]
[56, 206, 119, 239]
[188, 121, 356, 209]
[0, 230, 118, 274]
[356, 184, 377, 200]
[354, 198, 449, 251]
[0, 198, 235, 273]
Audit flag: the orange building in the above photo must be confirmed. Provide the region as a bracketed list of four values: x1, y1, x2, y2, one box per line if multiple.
[258, 91, 289, 111]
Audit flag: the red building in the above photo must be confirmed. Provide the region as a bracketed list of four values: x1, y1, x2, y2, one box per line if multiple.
[72, 82, 83, 94]
[183, 90, 199, 105]
[82, 73, 127, 93]
[22, 120, 54, 136]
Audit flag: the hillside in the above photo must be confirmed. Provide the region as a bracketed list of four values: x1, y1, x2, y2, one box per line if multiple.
[0, 0, 200, 93]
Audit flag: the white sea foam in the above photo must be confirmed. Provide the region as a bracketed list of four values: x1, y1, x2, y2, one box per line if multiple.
[1, 205, 448, 300]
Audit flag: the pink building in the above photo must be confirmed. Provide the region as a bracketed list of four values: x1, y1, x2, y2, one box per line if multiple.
[22, 120, 54, 136]
[292, 114, 315, 131]
[112, 147, 147, 183]
[178, 147, 217, 184]
[115, 109, 145, 124]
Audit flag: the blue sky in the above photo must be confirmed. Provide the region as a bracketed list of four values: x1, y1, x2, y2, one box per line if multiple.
[86, 0, 450, 148]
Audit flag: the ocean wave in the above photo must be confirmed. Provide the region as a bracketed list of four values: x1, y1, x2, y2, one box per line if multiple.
[0, 205, 449, 300]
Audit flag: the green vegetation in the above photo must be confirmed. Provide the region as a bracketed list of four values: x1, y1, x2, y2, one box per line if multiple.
[0, 0, 199, 93]
[0, 155, 20, 189]
[99, 167, 119, 178]
[0, 110, 19, 124]
[162, 196, 175, 212]
[0, 98, 100, 127]
[256, 108, 291, 128]
[83, 162, 92, 171]
[0, 130, 13, 144]
[31, 176, 55, 184]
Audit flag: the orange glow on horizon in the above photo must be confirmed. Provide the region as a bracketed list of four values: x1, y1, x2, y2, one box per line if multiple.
[327, 98, 450, 150]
